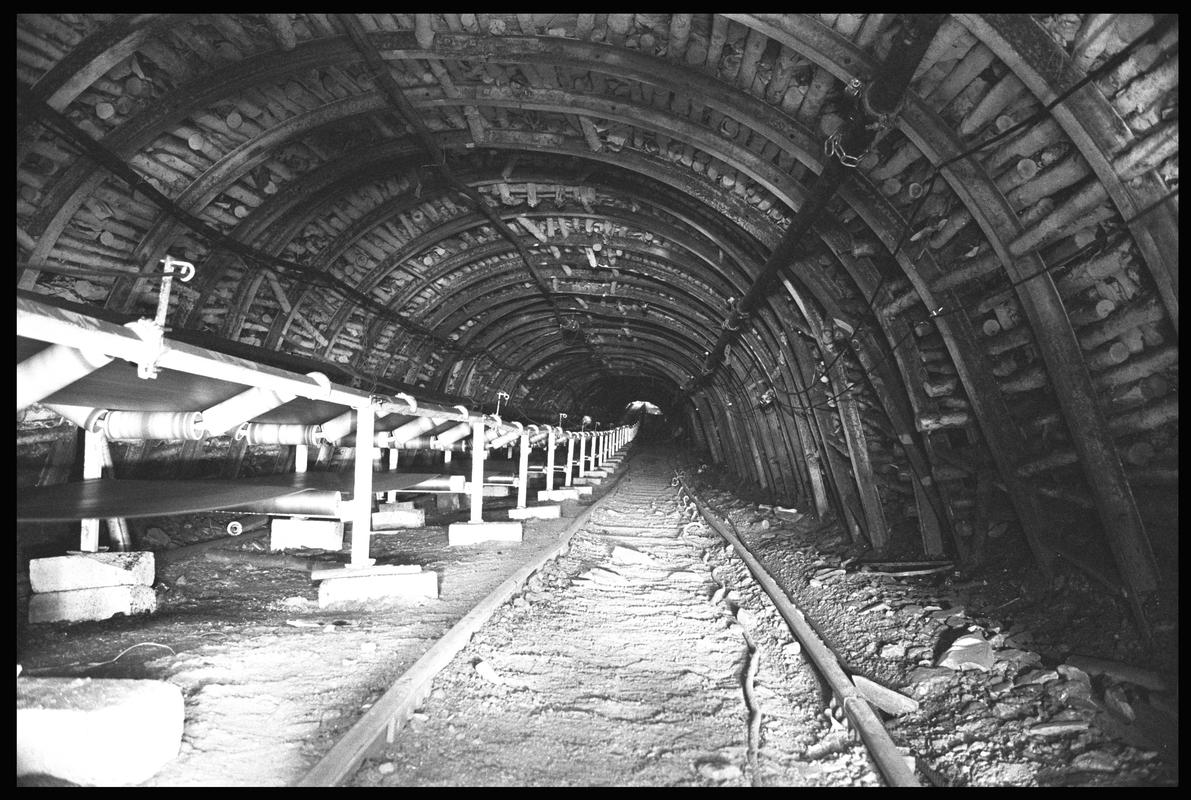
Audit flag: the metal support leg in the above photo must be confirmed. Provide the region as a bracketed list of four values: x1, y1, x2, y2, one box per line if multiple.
[386, 448, 398, 503]
[295, 443, 309, 474]
[350, 405, 375, 568]
[469, 420, 485, 524]
[545, 427, 556, 492]
[94, 436, 131, 551]
[80, 429, 102, 552]
[516, 433, 530, 509]
[564, 435, 575, 487]
[577, 434, 587, 478]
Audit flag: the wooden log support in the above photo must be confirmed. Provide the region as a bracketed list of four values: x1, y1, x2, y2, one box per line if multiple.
[706, 15, 729, 72]
[667, 14, 692, 60]
[916, 410, 971, 432]
[414, 14, 435, 49]
[265, 14, 298, 51]
[605, 14, 632, 47]
[737, 28, 768, 89]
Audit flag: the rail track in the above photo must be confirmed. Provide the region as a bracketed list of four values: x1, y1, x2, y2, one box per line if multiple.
[301, 448, 913, 787]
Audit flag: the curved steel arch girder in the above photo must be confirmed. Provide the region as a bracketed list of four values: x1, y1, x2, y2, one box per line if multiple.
[742, 12, 1152, 585]
[391, 252, 791, 396]
[430, 291, 779, 415]
[330, 203, 754, 361]
[958, 13, 1177, 333]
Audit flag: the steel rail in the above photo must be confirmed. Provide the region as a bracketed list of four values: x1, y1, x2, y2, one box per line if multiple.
[675, 475, 921, 788]
[295, 440, 638, 786]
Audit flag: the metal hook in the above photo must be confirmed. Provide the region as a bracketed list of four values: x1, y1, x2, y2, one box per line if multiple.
[153, 255, 195, 329]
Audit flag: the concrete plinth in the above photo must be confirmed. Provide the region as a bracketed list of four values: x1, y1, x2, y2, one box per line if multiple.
[573, 485, 594, 496]
[316, 566, 438, 608]
[30, 552, 154, 594]
[585, 469, 610, 477]
[269, 518, 344, 551]
[573, 476, 603, 486]
[538, 488, 580, 502]
[508, 504, 561, 520]
[18, 677, 183, 786]
[29, 585, 156, 624]
[448, 520, 523, 546]
[372, 505, 426, 530]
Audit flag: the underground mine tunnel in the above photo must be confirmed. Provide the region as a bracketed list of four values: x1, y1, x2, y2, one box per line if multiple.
[16, 13, 1178, 788]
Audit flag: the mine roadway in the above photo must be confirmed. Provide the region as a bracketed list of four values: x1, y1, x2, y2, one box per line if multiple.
[18, 446, 902, 787]
[17, 441, 1179, 787]
[329, 449, 893, 787]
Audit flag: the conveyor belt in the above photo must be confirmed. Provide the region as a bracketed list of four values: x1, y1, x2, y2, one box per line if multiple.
[17, 472, 464, 522]
[252, 471, 465, 495]
[17, 478, 312, 521]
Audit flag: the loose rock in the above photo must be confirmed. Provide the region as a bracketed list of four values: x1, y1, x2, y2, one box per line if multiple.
[1070, 750, 1118, 773]
[1028, 719, 1090, 737]
[907, 666, 956, 698]
[696, 760, 742, 782]
[473, 660, 503, 685]
[937, 631, 994, 672]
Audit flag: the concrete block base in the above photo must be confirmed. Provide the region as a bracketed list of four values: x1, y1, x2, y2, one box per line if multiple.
[372, 506, 426, 530]
[448, 520, 523, 546]
[586, 468, 610, 477]
[18, 677, 183, 786]
[574, 476, 603, 486]
[29, 552, 154, 594]
[508, 504, 561, 520]
[538, 488, 580, 502]
[29, 585, 156, 624]
[572, 484, 594, 496]
[270, 518, 344, 551]
[317, 567, 437, 608]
